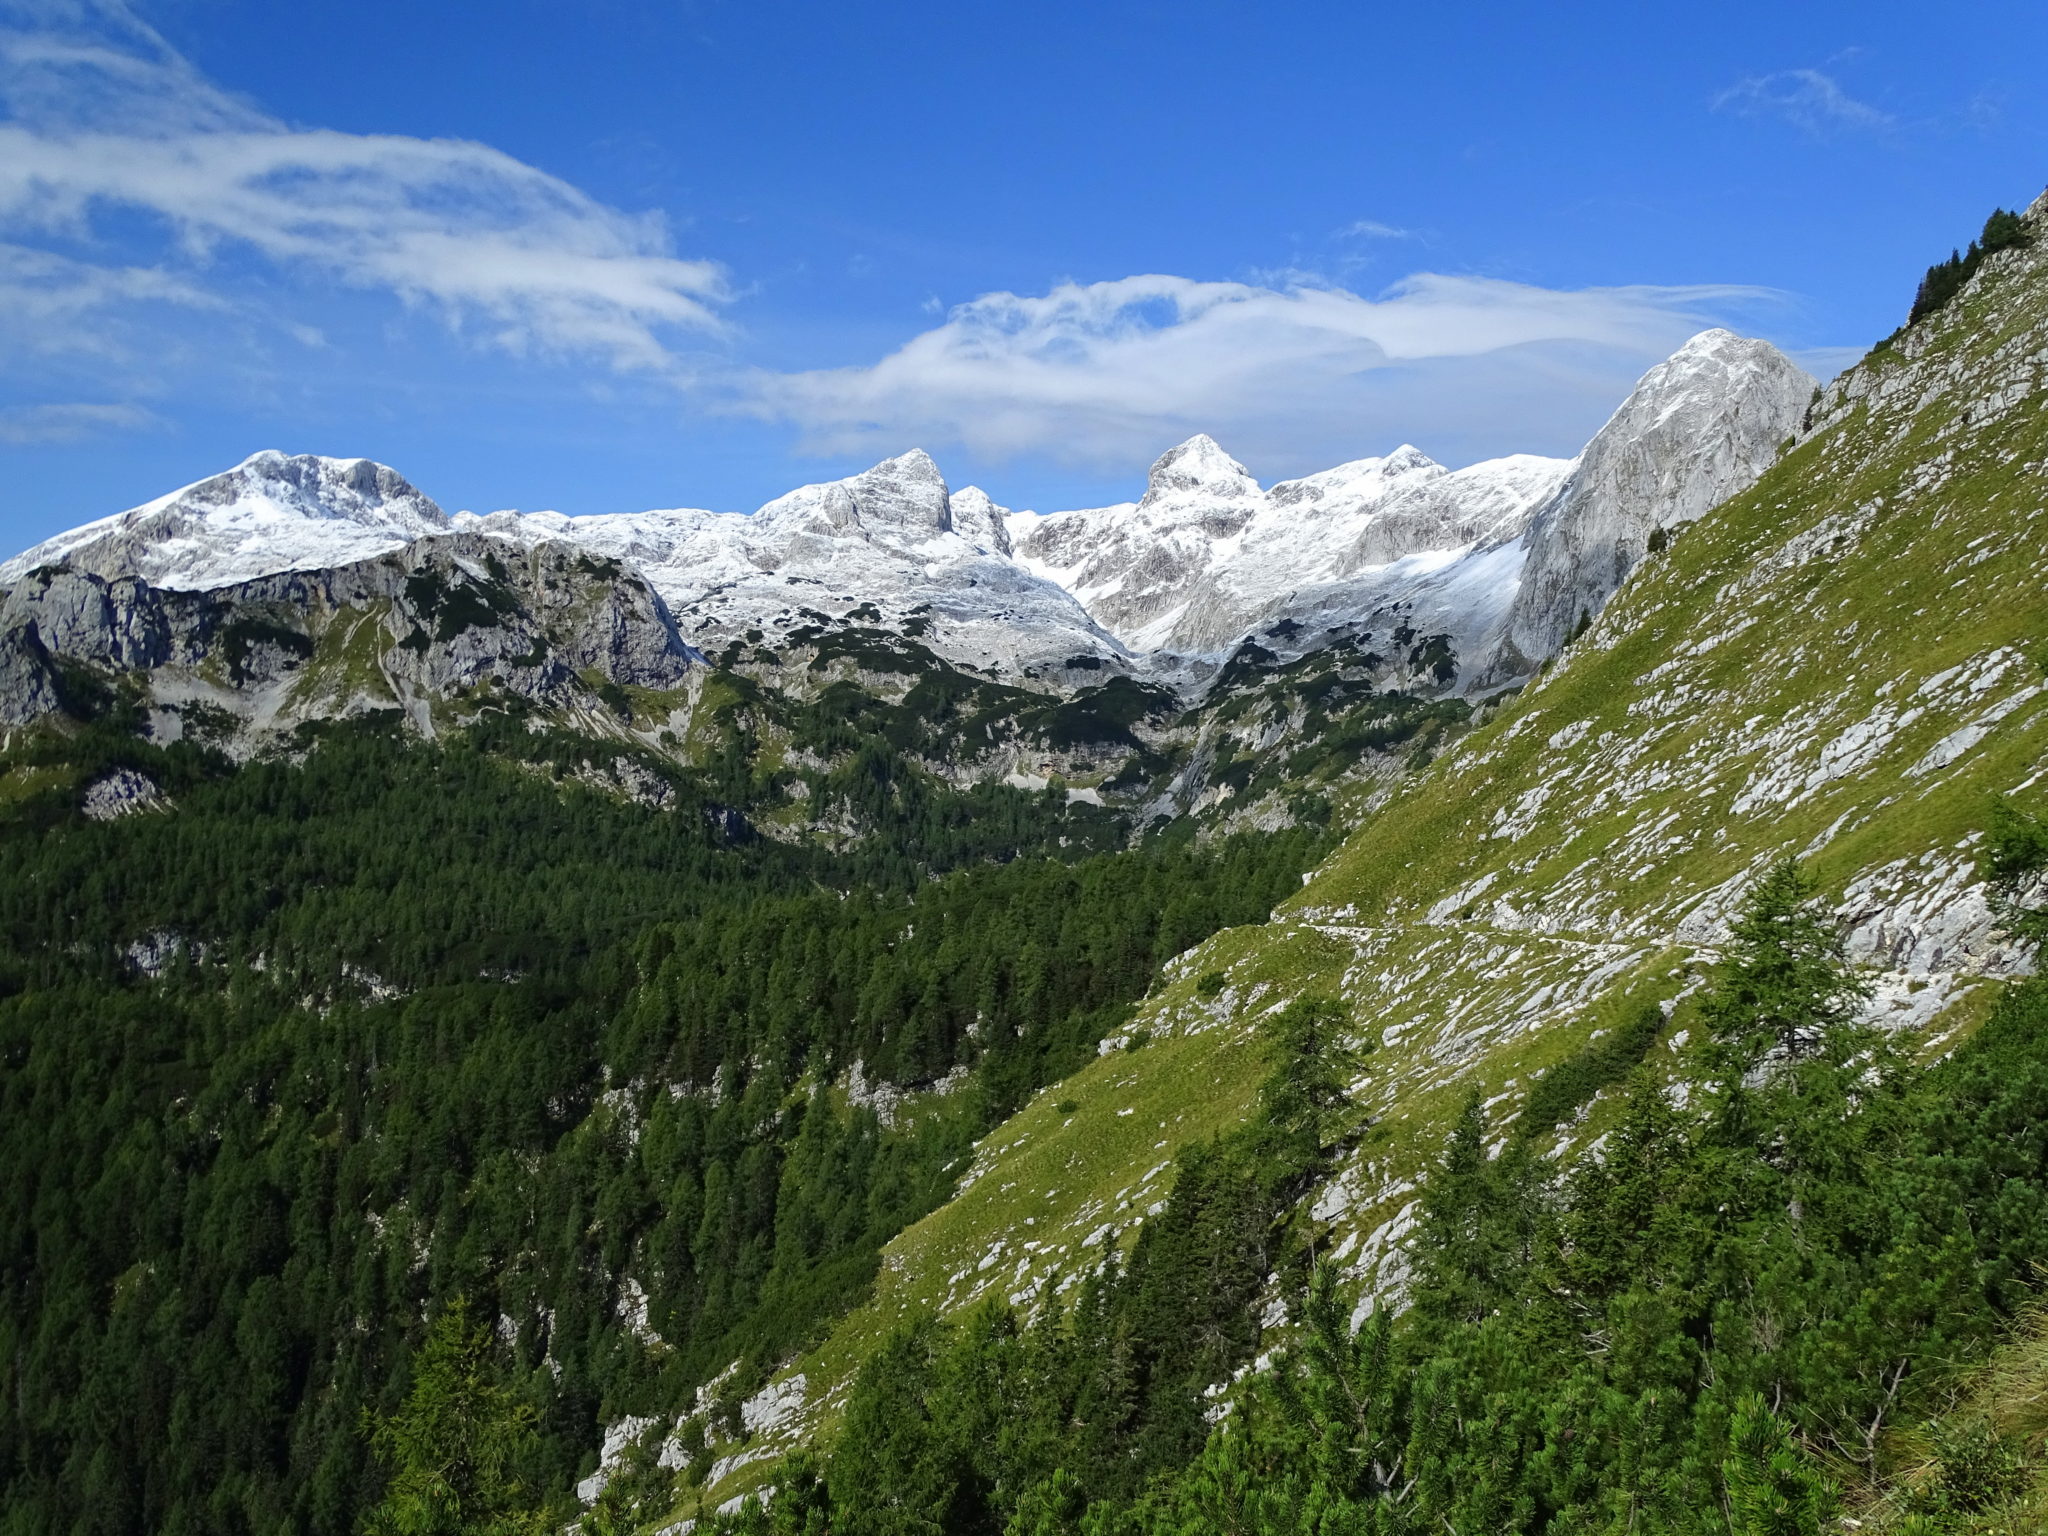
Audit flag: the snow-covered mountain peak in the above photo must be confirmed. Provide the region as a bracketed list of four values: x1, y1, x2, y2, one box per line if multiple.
[0, 450, 448, 590]
[1140, 434, 1260, 506]
[844, 448, 953, 538]
[753, 448, 954, 548]
[1267, 444, 1445, 509]
[189, 451, 447, 525]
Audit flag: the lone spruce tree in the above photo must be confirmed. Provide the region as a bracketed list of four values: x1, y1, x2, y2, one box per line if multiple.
[1258, 993, 1366, 1182]
[1699, 857, 1870, 1091]
[364, 1301, 545, 1536]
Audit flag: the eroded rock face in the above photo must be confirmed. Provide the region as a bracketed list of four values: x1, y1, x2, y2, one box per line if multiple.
[0, 532, 696, 733]
[0, 624, 64, 727]
[1494, 329, 1815, 673]
[1, 570, 171, 670]
[82, 768, 166, 821]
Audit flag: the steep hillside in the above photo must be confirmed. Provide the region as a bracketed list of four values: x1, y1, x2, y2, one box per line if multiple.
[669, 191, 2048, 1521]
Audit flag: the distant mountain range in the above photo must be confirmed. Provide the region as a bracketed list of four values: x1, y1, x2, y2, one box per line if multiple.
[0, 328, 1813, 739]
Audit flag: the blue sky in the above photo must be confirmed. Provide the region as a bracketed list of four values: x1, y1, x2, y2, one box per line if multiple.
[1, 0, 2044, 547]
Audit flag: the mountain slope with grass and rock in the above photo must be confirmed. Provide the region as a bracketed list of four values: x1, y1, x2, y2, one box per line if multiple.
[653, 189, 2048, 1529]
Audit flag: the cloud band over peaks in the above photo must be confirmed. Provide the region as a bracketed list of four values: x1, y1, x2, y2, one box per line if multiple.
[741, 271, 1779, 472]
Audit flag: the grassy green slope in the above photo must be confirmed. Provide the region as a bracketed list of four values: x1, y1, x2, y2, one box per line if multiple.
[679, 198, 2048, 1516]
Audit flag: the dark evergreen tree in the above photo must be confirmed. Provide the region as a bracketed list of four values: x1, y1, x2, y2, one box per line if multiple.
[363, 1302, 546, 1536]
[1982, 793, 2048, 954]
[1696, 857, 1871, 1099]
[1258, 993, 1367, 1189]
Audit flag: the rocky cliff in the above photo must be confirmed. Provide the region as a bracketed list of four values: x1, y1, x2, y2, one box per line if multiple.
[1489, 328, 1815, 675]
[0, 532, 696, 735]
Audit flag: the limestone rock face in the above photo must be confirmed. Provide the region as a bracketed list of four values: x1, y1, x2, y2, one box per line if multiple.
[81, 768, 167, 821]
[0, 533, 696, 732]
[1, 569, 172, 670]
[945, 487, 1013, 558]
[0, 623, 63, 726]
[1494, 329, 1815, 672]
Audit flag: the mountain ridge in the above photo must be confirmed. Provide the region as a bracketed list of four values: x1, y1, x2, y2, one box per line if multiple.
[0, 328, 1810, 711]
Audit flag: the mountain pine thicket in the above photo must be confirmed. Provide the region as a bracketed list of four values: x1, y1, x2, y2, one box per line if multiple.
[720, 844, 2048, 1536]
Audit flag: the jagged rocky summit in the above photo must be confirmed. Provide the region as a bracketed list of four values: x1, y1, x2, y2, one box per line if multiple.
[0, 328, 1813, 737]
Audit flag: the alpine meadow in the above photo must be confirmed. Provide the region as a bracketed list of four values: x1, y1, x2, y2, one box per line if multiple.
[5, 9, 2048, 1534]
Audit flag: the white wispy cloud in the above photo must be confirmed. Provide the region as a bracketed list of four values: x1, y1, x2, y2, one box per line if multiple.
[1712, 68, 1891, 134]
[0, 0, 730, 377]
[0, 241, 222, 361]
[0, 3, 1812, 479]
[739, 271, 1779, 474]
[0, 399, 161, 442]
[1337, 219, 1415, 241]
